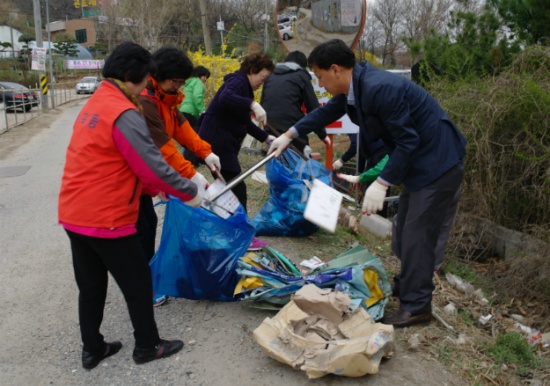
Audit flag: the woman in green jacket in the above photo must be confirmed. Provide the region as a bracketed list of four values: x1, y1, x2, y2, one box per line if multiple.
[180, 65, 211, 165]
[179, 65, 210, 129]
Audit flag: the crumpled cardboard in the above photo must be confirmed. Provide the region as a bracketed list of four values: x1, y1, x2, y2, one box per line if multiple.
[253, 284, 395, 379]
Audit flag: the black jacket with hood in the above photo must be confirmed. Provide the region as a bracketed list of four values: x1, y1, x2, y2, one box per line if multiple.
[260, 62, 326, 151]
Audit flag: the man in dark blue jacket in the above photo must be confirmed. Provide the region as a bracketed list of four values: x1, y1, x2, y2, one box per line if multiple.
[269, 39, 466, 328]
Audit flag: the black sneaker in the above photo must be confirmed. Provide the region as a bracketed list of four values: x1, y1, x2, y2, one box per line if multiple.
[132, 339, 184, 365]
[82, 341, 122, 370]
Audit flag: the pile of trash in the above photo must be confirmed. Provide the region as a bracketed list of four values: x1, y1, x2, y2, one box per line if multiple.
[234, 244, 392, 321]
[253, 284, 395, 379]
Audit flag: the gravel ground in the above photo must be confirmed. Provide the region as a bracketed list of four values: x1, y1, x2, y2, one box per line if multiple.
[0, 101, 463, 386]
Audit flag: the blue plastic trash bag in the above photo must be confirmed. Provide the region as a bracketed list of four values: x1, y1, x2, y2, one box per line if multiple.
[252, 148, 332, 236]
[150, 197, 255, 301]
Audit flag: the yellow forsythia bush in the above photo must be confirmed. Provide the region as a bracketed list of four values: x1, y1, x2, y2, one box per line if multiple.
[187, 51, 263, 107]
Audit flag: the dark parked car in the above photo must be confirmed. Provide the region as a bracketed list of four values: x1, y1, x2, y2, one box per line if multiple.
[0, 82, 40, 112]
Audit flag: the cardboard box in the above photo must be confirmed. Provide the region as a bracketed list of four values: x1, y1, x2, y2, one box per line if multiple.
[253, 285, 395, 379]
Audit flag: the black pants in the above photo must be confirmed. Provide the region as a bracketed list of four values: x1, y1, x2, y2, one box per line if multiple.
[182, 112, 200, 166]
[136, 195, 157, 261]
[66, 230, 160, 352]
[392, 161, 464, 314]
[212, 169, 247, 213]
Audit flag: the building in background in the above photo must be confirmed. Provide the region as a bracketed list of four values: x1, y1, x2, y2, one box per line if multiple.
[48, 19, 97, 49]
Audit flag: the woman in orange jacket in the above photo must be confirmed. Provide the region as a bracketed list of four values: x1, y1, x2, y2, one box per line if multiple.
[137, 47, 221, 306]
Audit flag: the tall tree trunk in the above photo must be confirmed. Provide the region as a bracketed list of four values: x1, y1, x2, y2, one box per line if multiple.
[199, 0, 212, 55]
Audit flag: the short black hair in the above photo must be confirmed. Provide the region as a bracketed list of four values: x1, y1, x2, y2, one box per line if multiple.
[240, 52, 275, 74]
[151, 46, 193, 81]
[308, 39, 355, 70]
[102, 41, 154, 84]
[192, 65, 211, 79]
[284, 51, 307, 68]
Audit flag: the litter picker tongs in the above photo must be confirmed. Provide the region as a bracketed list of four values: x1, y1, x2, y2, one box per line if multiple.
[203, 152, 276, 208]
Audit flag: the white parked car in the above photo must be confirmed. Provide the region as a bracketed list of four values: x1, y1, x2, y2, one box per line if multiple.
[76, 76, 101, 94]
[278, 24, 294, 41]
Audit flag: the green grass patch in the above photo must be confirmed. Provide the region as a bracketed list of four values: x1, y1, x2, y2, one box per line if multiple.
[444, 257, 480, 286]
[483, 332, 542, 377]
[458, 309, 475, 325]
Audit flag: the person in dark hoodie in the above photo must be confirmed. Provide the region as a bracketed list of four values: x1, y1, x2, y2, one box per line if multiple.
[260, 51, 330, 153]
[197, 52, 275, 251]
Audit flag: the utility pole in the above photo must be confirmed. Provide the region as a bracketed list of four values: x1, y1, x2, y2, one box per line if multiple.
[45, 0, 55, 109]
[198, 0, 212, 55]
[8, 11, 16, 69]
[217, 16, 224, 57]
[263, 0, 269, 52]
[33, 0, 48, 110]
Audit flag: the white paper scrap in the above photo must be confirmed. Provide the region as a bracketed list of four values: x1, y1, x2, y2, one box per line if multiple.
[303, 179, 343, 233]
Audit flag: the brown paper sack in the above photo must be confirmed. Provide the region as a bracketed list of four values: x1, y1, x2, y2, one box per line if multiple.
[253, 284, 395, 379]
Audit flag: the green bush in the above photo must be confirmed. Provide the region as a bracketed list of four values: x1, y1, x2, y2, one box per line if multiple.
[427, 46, 550, 239]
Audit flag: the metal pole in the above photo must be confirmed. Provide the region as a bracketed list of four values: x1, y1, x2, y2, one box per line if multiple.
[219, 16, 224, 57]
[45, 0, 55, 109]
[33, 0, 48, 110]
[8, 12, 15, 66]
[263, 0, 269, 52]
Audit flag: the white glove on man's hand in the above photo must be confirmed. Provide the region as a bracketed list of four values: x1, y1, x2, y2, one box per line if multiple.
[204, 152, 221, 172]
[191, 171, 209, 197]
[184, 192, 203, 208]
[265, 135, 276, 144]
[332, 158, 344, 170]
[250, 101, 267, 126]
[362, 180, 388, 215]
[267, 134, 293, 157]
[322, 136, 331, 147]
[336, 173, 360, 184]
[303, 145, 313, 159]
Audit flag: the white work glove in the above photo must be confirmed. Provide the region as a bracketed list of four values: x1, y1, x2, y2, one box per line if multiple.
[250, 101, 266, 126]
[191, 171, 209, 197]
[362, 180, 388, 215]
[184, 192, 203, 208]
[267, 134, 293, 157]
[336, 173, 360, 184]
[204, 152, 221, 172]
[265, 135, 276, 144]
[303, 145, 312, 159]
[322, 136, 331, 147]
[332, 158, 344, 170]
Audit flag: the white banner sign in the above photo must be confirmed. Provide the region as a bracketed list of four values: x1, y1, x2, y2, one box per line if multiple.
[65, 60, 104, 70]
[31, 47, 47, 71]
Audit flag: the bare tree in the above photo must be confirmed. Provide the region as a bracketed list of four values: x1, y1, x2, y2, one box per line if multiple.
[371, 0, 405, 66]
[401, 0, 453, 42]
[113, 0, 177, 50]
[199, 0, 213, 54]
[362, 2, 384, 62]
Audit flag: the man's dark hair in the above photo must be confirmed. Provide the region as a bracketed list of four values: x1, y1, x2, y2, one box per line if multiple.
[284, 51, 307, 68]
[151, 46, 193, 81]
[192, 65, 211, 79]
[102, 41, 154, 84]
[308, 39, 355, 70]
[240, 52, 275, 74]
